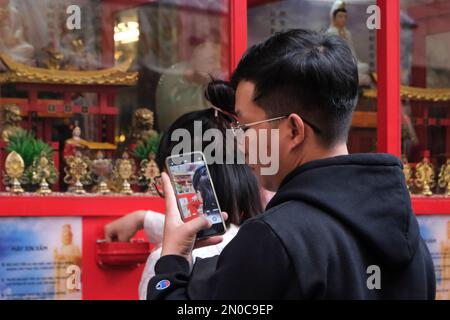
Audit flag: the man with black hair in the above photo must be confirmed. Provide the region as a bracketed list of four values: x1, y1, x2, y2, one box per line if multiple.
[147, 29, 435, 299]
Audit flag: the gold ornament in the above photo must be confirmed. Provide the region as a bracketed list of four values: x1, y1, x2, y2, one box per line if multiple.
[139, 153, 160, 195]
[5, 151, 25, 194]
[402, 156, 414, 193]
[31, 152, 58, 195]
[91, 151, 113, 195]
[64, 151, 91, 194]
[130, 108, 158, 144]
[0, 104, 24, 142]
[42, 47, 65, 70]
[415, 156, 436, 196]
[0, 53, 138, 86]
[114, 152, 136, 195]
[438, 160, 450, 196]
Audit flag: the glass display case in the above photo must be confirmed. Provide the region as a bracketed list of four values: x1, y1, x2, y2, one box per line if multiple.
[0, 0, 236, 300]
[248, 0, 378, 153]
[0, 0, 232, 194]
[399, 0, 450, 198]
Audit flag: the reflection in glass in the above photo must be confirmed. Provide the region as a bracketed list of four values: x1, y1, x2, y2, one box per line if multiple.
[400, 0, 450, 197]
[248, 0, 377, 153]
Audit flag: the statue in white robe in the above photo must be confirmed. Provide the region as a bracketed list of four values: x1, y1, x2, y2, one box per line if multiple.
[326, 1, 371, 86]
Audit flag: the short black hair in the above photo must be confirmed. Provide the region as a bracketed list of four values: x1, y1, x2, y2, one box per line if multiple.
[231, 29, 359, 146]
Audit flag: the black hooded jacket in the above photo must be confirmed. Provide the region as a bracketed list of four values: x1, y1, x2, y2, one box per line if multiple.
[147, 154, 436, 300]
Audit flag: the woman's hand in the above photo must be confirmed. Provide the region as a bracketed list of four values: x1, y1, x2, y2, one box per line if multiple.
[160, 172, 227, 262]
[104, 210, 146, 242]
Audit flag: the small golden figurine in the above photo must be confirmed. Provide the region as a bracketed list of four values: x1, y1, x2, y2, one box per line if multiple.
[438, 160, 450, 196]
[402, 156, 414, 193]
[130, 109, 158, 145]
[0, 104, 25, 142]
[64, 151, 91, 194]
[91, 151, 113, 194]
[415, 156, 436, 196]
[114, 152, 136, 195]
[30, 152, 58, 195]
[139, 153, 160, 195]
[4, 151, 25, 194]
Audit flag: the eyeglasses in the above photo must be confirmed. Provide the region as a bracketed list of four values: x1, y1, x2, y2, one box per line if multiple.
[230, 114, 322, 135]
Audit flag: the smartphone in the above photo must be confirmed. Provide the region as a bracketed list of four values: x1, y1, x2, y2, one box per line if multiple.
[165, 151, 226, 239]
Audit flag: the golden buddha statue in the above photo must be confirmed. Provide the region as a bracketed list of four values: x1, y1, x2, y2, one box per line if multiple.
[415, 156, 436, 196]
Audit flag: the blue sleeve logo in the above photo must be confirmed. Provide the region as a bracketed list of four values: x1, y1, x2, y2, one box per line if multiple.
[156, 280, 171, 291]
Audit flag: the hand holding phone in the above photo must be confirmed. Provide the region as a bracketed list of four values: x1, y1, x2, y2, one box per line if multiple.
[165, 152, 227, 240]
[159, 172, 227, 261]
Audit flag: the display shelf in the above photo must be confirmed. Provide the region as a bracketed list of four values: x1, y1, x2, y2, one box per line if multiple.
[1, 193, 448, 217]
[412, 197, 450, 215]
[0, 194, 165, 217]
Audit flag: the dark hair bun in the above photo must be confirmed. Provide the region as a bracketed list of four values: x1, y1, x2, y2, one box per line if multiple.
[204, 79, 235, 114]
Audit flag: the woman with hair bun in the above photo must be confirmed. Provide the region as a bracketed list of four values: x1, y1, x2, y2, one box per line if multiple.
[104, 80, 265, 299]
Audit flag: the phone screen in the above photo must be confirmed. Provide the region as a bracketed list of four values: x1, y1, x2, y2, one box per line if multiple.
[166, 152, 226, 239]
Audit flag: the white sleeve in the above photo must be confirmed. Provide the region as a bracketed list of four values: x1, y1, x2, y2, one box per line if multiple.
[139, 247, 162, 300]
[143, 210, 165, 245]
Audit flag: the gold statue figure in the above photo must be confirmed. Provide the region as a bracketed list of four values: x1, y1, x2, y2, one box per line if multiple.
[4, 151, 24, 193]
[415, 156, 436, 196]
[113, 152, 136, 195]
[0, 104, 24, 142]
[30, 152, 58, 195]
[130, 108, 158, 144]
[438, 160, 450, 196]
[64, 151, 91, 194]
[139, 153, 160, 195]
[402, 156, 414, 193]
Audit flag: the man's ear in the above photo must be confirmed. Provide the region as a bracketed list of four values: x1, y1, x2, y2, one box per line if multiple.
[287, 113, 305, 148]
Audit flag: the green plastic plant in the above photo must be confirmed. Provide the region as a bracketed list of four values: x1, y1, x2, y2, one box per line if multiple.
[6, 131, 53, 168]
[133, 133, 160, 161]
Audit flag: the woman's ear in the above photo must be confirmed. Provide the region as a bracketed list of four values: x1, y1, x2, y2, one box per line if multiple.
[287, 113, 305, 147]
